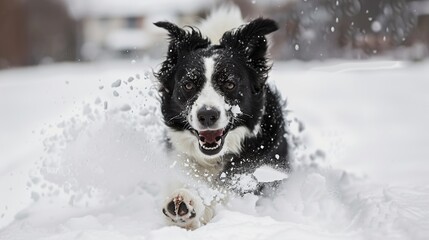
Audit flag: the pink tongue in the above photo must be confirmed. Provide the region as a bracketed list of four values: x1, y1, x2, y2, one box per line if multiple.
[199, 130, 223, 143]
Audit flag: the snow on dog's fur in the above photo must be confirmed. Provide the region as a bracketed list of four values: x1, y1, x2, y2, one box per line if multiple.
[155, 6, 290, 229]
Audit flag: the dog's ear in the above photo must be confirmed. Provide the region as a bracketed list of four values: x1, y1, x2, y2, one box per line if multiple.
[154, 21, 211, 93]
[220, 18, 278, 60]
[220, 18, 278, 92]
[154, 21, 211, 54]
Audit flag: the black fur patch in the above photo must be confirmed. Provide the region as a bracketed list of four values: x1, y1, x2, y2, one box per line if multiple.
[155, 18, 289, 195]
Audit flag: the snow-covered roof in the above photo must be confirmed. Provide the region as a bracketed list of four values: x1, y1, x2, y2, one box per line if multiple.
[64, 0, 216, 19]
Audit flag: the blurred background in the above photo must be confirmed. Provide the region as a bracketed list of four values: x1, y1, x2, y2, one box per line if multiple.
[1, 1, 429, 236]
[1, 0, 428, 183]
[1, 0, 429, 69]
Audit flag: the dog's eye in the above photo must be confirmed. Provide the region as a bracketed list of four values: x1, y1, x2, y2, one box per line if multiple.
[224, 82, 235, 90]
[184, 82, 195, 91]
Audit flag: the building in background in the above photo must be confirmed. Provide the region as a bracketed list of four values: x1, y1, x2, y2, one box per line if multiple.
[230, 0, 428, 61]
[67, 0, 215, 61]
[0, 0, 215, 69]
[1, 0, 428, 69]
[406, 0, 429, 59]
[0, 0, 77, 69]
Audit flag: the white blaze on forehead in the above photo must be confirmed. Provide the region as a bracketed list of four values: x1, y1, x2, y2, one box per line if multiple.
[188, 57, 229, 131]
[172, 57, 261, 160]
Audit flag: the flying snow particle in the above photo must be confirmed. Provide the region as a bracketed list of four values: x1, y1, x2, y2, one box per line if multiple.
[231, 105, 242, 117]
[331, 26, 335, 32]
[111, 79, 121, 88]
[31, 192, 40, 202]
[371, 21, 382, 32]
[31, 177, 40, 184]
[294, 44, 300, 51]
[131, 59, 136, 64]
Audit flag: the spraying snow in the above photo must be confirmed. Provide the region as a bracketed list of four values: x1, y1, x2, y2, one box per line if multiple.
[1, 60, 429, 239]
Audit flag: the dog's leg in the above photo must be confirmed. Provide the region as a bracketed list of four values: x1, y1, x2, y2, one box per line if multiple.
[162, 188, 214, 230]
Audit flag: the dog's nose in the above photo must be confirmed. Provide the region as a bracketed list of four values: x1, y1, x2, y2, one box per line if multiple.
[197, 107, 220, 127]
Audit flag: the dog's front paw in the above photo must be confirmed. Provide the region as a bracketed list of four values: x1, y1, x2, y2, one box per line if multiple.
[162, 188, 207, 230]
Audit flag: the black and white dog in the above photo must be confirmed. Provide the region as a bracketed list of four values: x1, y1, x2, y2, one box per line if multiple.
[154, 7, 289, 229]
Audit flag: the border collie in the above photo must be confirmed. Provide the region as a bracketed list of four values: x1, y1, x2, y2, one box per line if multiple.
[154, 6, 289, 229]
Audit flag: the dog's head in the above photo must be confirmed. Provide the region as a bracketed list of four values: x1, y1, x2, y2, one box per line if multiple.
[155, 18, 278, 160]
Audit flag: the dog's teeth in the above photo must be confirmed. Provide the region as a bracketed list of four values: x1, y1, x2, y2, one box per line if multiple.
[201, 143, 220, 150]
[199, 138, 222, 151]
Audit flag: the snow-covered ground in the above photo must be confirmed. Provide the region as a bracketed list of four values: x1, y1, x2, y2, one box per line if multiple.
[1, 59, 428, 239]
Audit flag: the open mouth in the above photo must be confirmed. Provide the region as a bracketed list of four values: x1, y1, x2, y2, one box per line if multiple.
[194, 128, 228, 156]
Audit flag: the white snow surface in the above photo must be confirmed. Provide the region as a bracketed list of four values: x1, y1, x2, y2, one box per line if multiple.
[1, 59, 429, 239]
